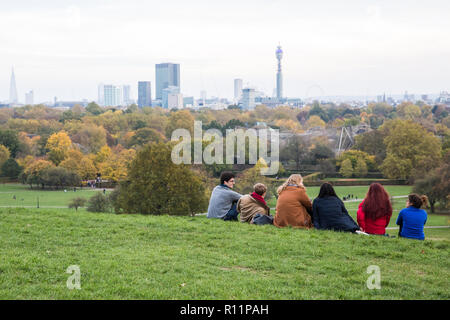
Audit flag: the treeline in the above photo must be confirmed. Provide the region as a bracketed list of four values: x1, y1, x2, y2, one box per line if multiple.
[0, 101, 448, 211]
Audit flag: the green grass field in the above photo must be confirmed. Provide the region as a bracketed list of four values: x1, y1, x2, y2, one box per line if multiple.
[0, 183, 448, 299]
[0, 208, 448, 299]
[0, 183, 103, 207]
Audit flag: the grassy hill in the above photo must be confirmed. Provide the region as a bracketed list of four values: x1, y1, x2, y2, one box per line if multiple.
[0, 208, 448, 299]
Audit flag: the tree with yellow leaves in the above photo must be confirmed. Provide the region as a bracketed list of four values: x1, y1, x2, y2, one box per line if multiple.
[46, 131, 72, 165]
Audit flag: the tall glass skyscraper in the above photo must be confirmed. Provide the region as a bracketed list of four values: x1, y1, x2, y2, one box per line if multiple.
[9, 67, 18, 104]
[155, 63, 180, 100]
[138, 81, 152, 107]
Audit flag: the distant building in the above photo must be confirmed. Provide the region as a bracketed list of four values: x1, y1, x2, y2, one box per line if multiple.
[122, 85, 131, 106]
[138, 81, 152, 107]
[234, 79, 243, 103]
[155, 63, 180, 100]
[162, 86, 181, 109]
[9, 67, 18, 104]
[241, 88, 256, 110]
[183, 96, 195, 108]
[25, 90, 34, 105]
[104, 85, 122, 107]
[98, 84, 104, 105]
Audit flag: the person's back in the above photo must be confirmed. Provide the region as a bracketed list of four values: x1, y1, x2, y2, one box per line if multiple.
[357, 201, 391, 234]
[275, 186, 312, 228]
[312, 183, 359, 232]
[356, 183, 392, 235]
[396, 194, 428, 240]
[237, 183, 270, 223]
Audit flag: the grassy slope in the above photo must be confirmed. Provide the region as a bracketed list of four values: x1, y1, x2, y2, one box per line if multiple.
[0, 208, 448, 299]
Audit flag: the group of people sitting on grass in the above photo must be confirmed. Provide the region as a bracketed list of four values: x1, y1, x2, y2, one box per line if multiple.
[207, 172, 429, 241]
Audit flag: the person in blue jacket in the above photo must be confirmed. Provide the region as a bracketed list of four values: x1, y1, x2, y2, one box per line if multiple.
[396, 194, 428, 240]
[312, 182, 360, 232]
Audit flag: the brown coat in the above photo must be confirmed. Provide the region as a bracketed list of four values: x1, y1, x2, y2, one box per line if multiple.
[274, 186, 313, 229]
[237, 194, 270, 223]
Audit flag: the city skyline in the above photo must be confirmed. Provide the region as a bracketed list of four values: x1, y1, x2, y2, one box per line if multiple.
[1, 0, 449, 103]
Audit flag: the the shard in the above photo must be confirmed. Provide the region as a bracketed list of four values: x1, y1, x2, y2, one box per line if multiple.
[9, 67, 18, 104]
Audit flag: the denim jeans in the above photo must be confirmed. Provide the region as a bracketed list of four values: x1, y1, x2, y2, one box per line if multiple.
[223, 202, 239, 221]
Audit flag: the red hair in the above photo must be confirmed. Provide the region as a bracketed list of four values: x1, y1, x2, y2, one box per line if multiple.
[362, 183, 392, 221]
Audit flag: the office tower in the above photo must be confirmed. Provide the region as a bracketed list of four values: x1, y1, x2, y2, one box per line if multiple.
[138, 81, 152, 107]
[242, 88, 256, 110]
[103, 85, 122, 106]
[98, 84, 104, 106]
[25, 90, 34, 105]
[155, 63, 180, 100]
[167, 93, 183, 109]
[9, 67, 18, 104]
[201, 90, 207, 107]
[162, 86, 180, 109]
[122, 85, 131, 105]
[276, 45, 283, 99]
[234, 79, 243, 103]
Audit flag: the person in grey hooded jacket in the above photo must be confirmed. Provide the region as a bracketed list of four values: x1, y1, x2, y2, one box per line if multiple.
[207, 172, 242, 221]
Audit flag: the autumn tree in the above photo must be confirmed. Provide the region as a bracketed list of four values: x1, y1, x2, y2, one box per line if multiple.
[339, 158, 353, 178]
[0, 144, 10, 167]
[354, 158, 368, 177]
[306, 115, 326, 128]
[165, 109, 195, 138]
[46, 131, 72, 165]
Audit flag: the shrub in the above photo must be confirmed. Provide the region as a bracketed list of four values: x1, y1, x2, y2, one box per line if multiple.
[68, 197, 87, 211]
[86, 192, 109, 213]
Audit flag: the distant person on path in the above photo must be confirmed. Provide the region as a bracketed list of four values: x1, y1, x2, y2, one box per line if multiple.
[207, 172, 242, 221]
[312, 182, 360, 232]
[396, 194, 428, 240]
[274, 174, 313, 229]
[357, 183, 392, 235]
[237, 183, 270, 223]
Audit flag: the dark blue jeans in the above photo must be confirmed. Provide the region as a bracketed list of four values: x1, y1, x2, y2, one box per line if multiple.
[223, 202, 239, 221]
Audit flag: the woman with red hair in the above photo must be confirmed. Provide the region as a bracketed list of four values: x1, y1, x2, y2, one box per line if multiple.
[357, 183, 393, 235]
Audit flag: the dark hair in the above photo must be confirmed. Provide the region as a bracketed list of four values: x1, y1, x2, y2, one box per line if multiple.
[220, 171, 235, 184]
[362, 183, 392, 221]
[408, 194, 429, 209]
[317, 182, 338, 198]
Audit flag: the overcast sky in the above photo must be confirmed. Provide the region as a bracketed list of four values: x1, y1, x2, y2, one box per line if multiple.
[1, 0, 449, 103]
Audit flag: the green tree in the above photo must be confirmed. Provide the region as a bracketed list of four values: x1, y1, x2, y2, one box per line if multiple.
[280, 136, 308, 170]
[116, 142, 208, 216]
[129, 127, 166, 147]
[86, 102, 104, 115]
[380, 120, 441, 179]
[0, 158, 22, 179]
[0, 129, 21, 157]
[413, 151, 450, 212]
[354, 158, 368, 177]
[339, 158, 353, 178]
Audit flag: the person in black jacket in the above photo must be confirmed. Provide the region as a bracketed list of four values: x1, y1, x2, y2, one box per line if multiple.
[312, 183, 360, 232]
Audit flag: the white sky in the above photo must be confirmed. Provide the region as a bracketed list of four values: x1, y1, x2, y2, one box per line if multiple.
[0, 0, 449, 103]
